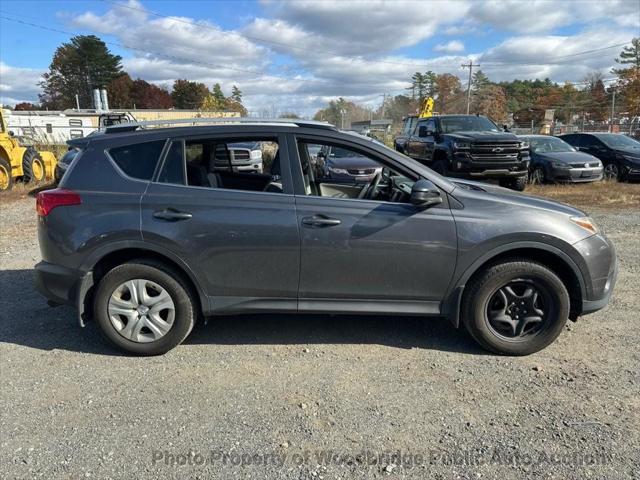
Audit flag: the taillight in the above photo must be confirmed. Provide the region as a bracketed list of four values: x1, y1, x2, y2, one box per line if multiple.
[36, 188, 81, 217]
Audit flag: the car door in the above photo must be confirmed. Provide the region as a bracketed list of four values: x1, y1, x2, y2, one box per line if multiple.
[140, 133, 300, 313]
[407, 119, 436, 162]
[289, 134, 457, 314]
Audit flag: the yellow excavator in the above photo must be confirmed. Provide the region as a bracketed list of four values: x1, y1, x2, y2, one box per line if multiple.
[0, 108, 57, 191]
[418, 96, 436, 118]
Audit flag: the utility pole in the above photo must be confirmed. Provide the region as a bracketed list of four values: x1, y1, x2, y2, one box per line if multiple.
[380, 93, 387, 119]
[461, 61, 479, 115]
[609, 87, 616, 133]
[75, 94, 80, 110]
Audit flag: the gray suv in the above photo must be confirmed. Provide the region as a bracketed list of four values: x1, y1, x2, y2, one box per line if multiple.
[35, 119, 617, 356]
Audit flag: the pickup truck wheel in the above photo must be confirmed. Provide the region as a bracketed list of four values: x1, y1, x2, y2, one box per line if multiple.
[93, 259, 196, 355]
[499, 176, 527, 191]
[462, 260, 569, 355]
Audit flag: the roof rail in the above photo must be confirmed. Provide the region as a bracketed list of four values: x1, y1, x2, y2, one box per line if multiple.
[104, 117, 336, 133]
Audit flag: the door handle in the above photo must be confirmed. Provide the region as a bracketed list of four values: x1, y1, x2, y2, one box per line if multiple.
[153, 209, 193, 221]
[302, 215, 341, 227]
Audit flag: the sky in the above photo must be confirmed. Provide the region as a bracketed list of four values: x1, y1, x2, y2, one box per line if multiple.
[0, 0, 639, 116]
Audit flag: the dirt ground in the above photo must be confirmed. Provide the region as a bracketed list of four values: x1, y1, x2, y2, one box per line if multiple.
[1, 187, 639, 479]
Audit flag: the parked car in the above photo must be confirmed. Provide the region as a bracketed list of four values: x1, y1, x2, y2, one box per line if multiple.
[396, 114, 530, 191]
[559, 132, 640, 181]
[35, 119, 616, 356]
[54, 148, 79, 183]
[317, 144, 382, 183]
[519, 135, 603, 184]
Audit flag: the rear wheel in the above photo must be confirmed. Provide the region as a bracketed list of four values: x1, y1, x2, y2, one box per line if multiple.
[462, 260, 569, 355]
[499, 176, 527, 191]
[0, 158, 12, 191]
[93, 259, 196, 355]
[22, 148, 46, 184]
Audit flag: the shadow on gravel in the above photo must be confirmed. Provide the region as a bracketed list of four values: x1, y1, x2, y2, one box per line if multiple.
[0, 269, 485, 356]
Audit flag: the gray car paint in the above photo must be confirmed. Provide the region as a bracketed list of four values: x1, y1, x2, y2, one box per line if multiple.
[36, 123, 616, 328]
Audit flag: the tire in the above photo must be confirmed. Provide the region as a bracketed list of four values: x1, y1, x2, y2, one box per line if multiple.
[499, 176, 527, 191]
[528, 167, 545, 185]
[93, 259, 197, 355]
[22, 148, 46, 184]
[461, 260, 569, 356]
[603, 162, 622, 181]
[0, 157, 13, 191]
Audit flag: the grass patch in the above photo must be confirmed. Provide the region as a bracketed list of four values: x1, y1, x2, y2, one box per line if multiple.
[527, 181, 640, 210]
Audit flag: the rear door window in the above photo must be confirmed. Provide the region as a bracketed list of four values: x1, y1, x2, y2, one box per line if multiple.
[109, 140, 166, 180]
[158, 141, 186, 185]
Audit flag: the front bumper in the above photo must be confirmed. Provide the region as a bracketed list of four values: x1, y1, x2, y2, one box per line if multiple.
[572, 234, 618, 316]
[549, 166, 603, 183]
[451, 152, 529, 178]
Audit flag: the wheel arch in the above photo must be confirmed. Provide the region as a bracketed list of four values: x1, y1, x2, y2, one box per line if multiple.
[443, 243, 586, 328]
[78, 244, 209, 326]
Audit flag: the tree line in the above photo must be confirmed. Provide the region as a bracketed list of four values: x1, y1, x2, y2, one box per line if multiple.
[14, 35, 247, 114]
[314, 39, 640, 128]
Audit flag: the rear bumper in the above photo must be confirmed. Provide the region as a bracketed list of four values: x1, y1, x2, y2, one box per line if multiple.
[35, 261, 94, 325]
[35, 261, 81, 306]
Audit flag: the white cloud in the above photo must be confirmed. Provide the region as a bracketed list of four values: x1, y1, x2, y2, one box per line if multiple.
[0, 62, 44, 105]
[2, 0, 638, 117]
[434, 40, 465, 53]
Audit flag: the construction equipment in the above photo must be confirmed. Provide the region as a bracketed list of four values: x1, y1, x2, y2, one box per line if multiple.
[418, 97, 436, 118]
[0, 108, 57, 191]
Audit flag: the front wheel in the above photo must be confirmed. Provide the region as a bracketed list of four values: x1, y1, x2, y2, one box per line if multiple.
[603, 162, 621, 181]
[461, 260, 569, 355]
[93, 259, 196, 355]
[499, 176, 527, 191]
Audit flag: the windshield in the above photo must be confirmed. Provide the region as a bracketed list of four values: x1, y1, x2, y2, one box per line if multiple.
[593, 133, 640, 150]
[440, 116, 500, 133]
[527, 136, 575, 153]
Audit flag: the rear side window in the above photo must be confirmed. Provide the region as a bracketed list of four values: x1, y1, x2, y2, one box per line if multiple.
[158, 141, 186, 185]
[109, 140, 165, 180]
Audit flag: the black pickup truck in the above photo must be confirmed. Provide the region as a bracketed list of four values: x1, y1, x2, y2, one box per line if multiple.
[395, 114, 530, 191]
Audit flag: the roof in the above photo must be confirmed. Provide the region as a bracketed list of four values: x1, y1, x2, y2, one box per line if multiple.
[104, 117, 336, 134]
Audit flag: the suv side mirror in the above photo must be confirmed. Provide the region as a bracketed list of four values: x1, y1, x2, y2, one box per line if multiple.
[410, 179, 442, 208]
[503, 124, 510, 132]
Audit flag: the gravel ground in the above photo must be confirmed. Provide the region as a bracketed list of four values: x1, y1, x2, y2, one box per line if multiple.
[1, 196, 639, 479]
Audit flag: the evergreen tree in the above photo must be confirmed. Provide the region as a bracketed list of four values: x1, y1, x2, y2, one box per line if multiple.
[39, 35, 123, 110]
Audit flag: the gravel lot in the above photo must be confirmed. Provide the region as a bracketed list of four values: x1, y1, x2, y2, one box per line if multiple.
[1, 194, 639, 479]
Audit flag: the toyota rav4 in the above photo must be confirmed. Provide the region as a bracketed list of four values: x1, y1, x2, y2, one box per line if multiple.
[35, 119, 616, 356]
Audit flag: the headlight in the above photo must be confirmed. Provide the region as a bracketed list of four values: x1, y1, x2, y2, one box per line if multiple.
[328, 167, 348, 174]
[551, 161, 570, 168]
[570, 216, 598, 235]
[250, 150, 262, 160]
[453, 142, 470, 150]
[520, 141, 530, 149]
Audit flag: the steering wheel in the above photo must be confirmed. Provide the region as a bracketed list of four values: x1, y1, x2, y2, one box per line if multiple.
[358, 171, 382, 200]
